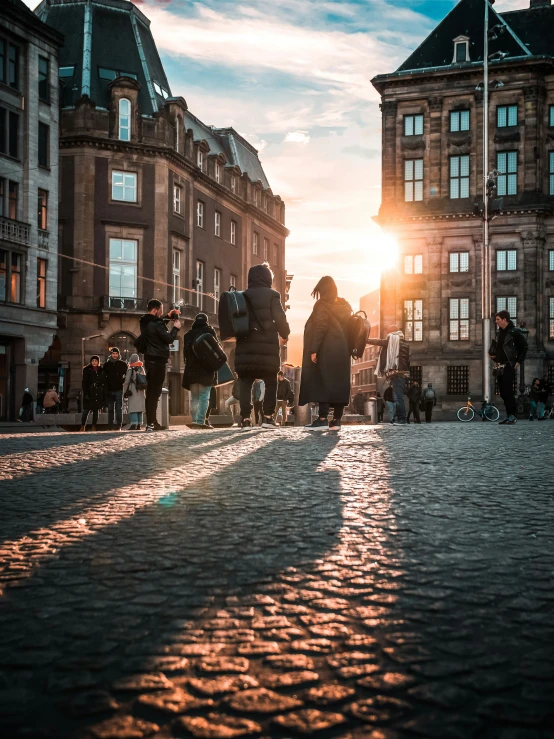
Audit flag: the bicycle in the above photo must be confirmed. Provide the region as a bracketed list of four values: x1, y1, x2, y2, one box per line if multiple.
[456, 395, 500, 422]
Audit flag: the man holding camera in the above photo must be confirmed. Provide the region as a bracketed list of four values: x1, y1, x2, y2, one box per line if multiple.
[489, 309, 527, 425]
[138, 299, 181, 432]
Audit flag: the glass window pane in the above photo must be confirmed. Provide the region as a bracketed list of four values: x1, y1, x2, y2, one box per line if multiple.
[507, 151, 517, 172]
[497, 175, 506, 197]
[414, 255, 423, 274]
[460, 299, 469, 319]
[414, 181, 423, 201]
[550, 174, 554, 196]
[497, 251, 506, 271]
[404, 117, 413, 136]
[450, 157, 459, 177]
[460, 156, 470, 176]
[498, 107, 507, 127]
[460, 178, 469, 198]
[122, 240, 136, 261]
[112, 186, 124, 200]
[460, 320, 469, 340]
[460, 110, 470, 130]
[404, 256, 413, 274]
[450, 320, 459, 341]
[549, 250, 554, 271]
[414, 115, 423, 135]
[405, 182, 413, 202]
[450, 253, 459, 272]
[110, 239, 122, 259]
[124, 174, 136, 188]
[450, 112, 459, 132]
[405, 160, 413, 179]
[507, 297, 517, 317]
[550, 297, 554, 318]
[460, 253, 469, 272]
[497, 153, 506, 173]
[404, 300, 413, 320]
[414, 322, 423, 341]
[507, 173, 517, 195]
[508, 106, 517, 126]
[414, 300, 423, 319]
[405, 322, 413, 341]
[414, 160, 423, 180]
[550, 107, 554, 127]
[450, 299, 459, 319]
[450, 179, 459, 199]
[507, 251, 517, 270]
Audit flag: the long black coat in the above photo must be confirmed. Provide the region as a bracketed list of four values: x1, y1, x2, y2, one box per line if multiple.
[299, 297, 352, 406]
[234, 264, 290, 377]
[82, 365, 106, 411]
[182, 322, 218, 390]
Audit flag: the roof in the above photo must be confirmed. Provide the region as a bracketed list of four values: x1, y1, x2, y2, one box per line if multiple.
[1, 0, 63, 46]
[501, 4, 554, 57]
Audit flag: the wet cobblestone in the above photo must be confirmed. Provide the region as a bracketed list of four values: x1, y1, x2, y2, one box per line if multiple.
[0, 424, 553, 738]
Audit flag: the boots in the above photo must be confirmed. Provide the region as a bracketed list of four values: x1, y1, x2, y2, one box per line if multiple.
[80, 425, 85, 432]
[91, 424, 97, 431]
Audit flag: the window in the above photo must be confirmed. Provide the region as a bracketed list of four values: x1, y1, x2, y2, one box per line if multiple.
[215, 162, 221, 184]
[230, 220, 236, 245]
[404, 114, 423, 136]
[404, 299, 423, 341]
[253, 231, 259, 255]
[550, 152, 554, 196]
[10, 252, 21, 303]
[496, 296, 517, 322]
[497, 151, 517, 196]
[214, 268, 221, 303]
[550, 297, 554, 340]
[118, 98, 131, 141]
[454, 40, 469, 63]
[196, 200, 204, 228]
[449, 252, 469, 273]
[38, 189, 48, 230]
[173, 185, 182, 214]
[404, 255, 423, 275]
[0, 108, 4, 155]
[175, 116, 181, 151]
[172, 249, 180, 303]
[109, 239, 137, 299]
[0, 109, 19, 158]
[38, 122, 49, 167]
[550, 106, 554, 128]
[195, 260, 204, 310]
[9, 112, 18, 158]
[496, 249, 517, 271]
[59, 66, 75, 78]
[0, 249, 5, 301]
[215, 211, 221, 237]
[112, 171, 137, 202]
[98, 67, 137, 81]
[38, 57, 49, 102]
[230, 176, 236, 193]
[410, 366, 422, 386]
[263, 237, 269, 261]
[0, 178, 4, 217]
[230, 274, 237, 289]
[450, 155, 470, 199]
[274, 243, 279, 266]
[253, 189, 260, 207]
[404, 159, 423, 202]
[8, 44, 18, 89]
[197, 148, 203, 170]
[0, 40, 4, 84]
[153, 81, 168, 99]
[447, 366, 469, 395]
[449, 298, 469, 341]
[37, 258, 47, 308]
[497, 105, 518, 128]
[8, 181, 17, 220]
[549, 250, 554, 271]
[450, 110, 470, 132]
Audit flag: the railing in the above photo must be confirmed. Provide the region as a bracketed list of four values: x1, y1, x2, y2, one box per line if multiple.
[101, 296, 149, 312]
[38, 229, 49, 250]
[0, 216, 30, 246]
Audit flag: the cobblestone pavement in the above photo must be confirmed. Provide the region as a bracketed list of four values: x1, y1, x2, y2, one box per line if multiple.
[1, 424, 554, 739]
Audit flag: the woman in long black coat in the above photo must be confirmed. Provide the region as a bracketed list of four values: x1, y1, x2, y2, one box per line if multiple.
[182, 313, 218, 428]
[80, 355, 106, 431]
[300, 276, 352, 432]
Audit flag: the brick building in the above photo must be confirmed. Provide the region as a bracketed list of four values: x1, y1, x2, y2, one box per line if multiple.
[36, 0, 288, 415]
[0, 0, 61, 421]
[372, 0, 554, 410]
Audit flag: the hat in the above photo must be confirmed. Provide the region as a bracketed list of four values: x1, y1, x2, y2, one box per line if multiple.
[192, 313, 209, 329]
[90, 355, 100, 363]
[110, 347, 120, 354]
[128, 353, 140, 364]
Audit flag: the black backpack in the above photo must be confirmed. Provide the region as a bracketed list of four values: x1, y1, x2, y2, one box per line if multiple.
[192, 333, 227, 372]
[348, 311, 371, 359]
[134, 332, 147, 354]
[218, 287, 266, 340]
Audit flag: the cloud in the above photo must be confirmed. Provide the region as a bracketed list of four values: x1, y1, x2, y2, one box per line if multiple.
[342, 145, 380, 159]
[284, 131, 311, 144]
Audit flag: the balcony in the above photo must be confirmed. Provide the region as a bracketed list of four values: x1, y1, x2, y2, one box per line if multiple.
[101, 296, 149, 312]
[0, 216, 31, 246]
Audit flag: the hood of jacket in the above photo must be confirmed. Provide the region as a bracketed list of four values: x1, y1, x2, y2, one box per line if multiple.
[248, 263, 273, 289]
[139, 313, 161, 330]
[317, 296, 352, 321]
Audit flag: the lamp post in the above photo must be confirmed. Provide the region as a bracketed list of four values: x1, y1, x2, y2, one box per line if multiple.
[482, 0, 492, 404]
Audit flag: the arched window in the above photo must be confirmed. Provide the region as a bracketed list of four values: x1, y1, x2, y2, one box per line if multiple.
[119, 98, 131, 141]
[106, 332, 136, 362]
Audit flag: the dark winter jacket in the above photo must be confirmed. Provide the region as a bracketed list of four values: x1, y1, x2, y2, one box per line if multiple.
[489, 321, 528, 368]
[139, 313, 179, 363]
[234, 264, 290, 377]
[182, 317, 218, 390]
[529, 380, 542, 402]
[539, 379, 551, 402]
[103, 357, 128, 392]
[82, 364, 106, 411]
[407, 384, 422, 403]
[299, 297, 352, 406]
[277, 376, 292, 401]
[368, 334, 410, 377]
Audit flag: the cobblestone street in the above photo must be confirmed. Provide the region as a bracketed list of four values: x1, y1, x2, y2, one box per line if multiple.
[1, 424, 553, 739]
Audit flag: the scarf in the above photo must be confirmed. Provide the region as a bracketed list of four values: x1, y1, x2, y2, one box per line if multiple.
[377, 331, 405, 378]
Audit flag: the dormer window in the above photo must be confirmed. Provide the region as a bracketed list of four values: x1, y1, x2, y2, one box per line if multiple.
[453, 36, 470, 63]
[197, 148, 203, 169]
[118, 98, 131, 141]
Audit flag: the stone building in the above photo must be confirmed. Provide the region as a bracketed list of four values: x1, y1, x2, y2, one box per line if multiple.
[351, 289, 380, 401]
[0, 0, 61, 421]
[372, 0, 554, 410]
[36, 0, 288, 415]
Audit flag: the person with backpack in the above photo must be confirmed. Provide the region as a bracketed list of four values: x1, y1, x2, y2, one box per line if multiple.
[137, 299, 181, 432]
[232, 263, 290, 430]
[123, 353, 146, 430]
[252, 379, 265, 425]
[80, 355, 106, 431]
[367, 325, 410, 425]
[423, 383, 437, 423]
[300, 276, 352, 432]
[182, 313, 218, 430]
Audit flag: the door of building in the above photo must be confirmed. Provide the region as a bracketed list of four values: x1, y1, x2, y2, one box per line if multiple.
[0, 341, 12, 421]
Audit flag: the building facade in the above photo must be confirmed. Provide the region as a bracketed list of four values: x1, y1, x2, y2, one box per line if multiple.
[0, 0, 61, 420]
[372, 0, 554, 409]
[36, 0, 288, 415]
[351, 289, 380, 400]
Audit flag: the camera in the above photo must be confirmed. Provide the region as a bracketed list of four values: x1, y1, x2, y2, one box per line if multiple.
[167, 307, 181, 321]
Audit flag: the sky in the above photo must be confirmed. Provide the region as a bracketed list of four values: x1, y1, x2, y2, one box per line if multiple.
[25, 0, 530, 363]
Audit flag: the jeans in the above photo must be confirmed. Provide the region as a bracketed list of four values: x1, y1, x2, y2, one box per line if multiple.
[107, 390, 123, 427]
[498, 364, 517, 418]
[407, 400, 421, 423]
[253, 401, 263, 425]
[145, 360, 167, 426]
[390, 375, 407, 422]
[386, 400, 396, 422]
[318, 402, 345, 420]
[81, 409, 98, 427]
[225, 396, 240, 422]
[190, 383, 212, 424]
[239, 374, 277, 420]
[529, 400, 545, 420]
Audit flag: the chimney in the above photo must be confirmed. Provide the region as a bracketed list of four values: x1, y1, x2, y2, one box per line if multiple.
[530, 0, 551, 8]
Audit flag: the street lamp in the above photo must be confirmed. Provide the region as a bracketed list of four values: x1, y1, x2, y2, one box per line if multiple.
[81, 334, 104, 371]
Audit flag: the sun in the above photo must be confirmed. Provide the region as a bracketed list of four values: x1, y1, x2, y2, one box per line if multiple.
[369, 232, 399, 275]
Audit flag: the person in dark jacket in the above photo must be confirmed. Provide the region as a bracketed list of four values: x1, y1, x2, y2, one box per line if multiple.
[538, 374, 551, 420]
[104, 347, 128, 430]
[383, 385, 395, 424]
[19, 388, 34, 422]
[489, 310, 528, 425]
[139, 299, 181, 432]
[182, 313, 217, 429]
[300, 276, 352, 432]
[367, 326, 410, 424]
[422, 383, 437, 423]
[407, 381, 422, 424]
[276, 371, 292, 426]
[234, 263, 290, 429]
[375, 391, 384, 423]
[529, 377, 542, 421]
[80, 356, 106, 431]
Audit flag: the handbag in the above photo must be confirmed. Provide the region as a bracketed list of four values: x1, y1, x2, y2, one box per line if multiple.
[492, 364, 505, 378]
[216, 362, 234, 387]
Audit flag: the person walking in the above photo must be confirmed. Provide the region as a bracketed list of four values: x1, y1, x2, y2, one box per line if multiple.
[300, 276, 352, 432]
[43, 386, 60, 414]
[19, 388, 34, 422]
[252, 379, 265, 425]
[138, 299, 181, 432]
[234, 263, 290, 430]
[80, 355, 106, 431]
[375, 391, 384, 423]
[528, 377, 542, 422]
[423, 383, 437, 423]
[104, 347, 128, 430]
[123, 353, 146, 430]
[225, 374, 241, 426]
[276, 371, 292, 426]
[367, 325, 410, 424]
[407, 381, 422, 424]
[384, 385, 395, 424]
[489, 310, 528, 425]
[538, 374, 551, 420]
[182, 313, 217, 430]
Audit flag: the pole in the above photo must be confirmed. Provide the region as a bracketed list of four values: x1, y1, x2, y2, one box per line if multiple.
[482, 0, 492, 403]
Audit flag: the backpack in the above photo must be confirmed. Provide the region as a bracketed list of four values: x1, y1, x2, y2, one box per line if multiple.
[134, 332, 147, 354]
[218, 288, 250, 340]
[348, 311, 371, 359]
[134, 370, 147, 388]
[192, 332, 227, 372]
[424, 388, 435, 400]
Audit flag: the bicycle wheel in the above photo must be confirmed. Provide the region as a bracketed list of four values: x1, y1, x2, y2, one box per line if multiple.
[484, 404, 500, 422]
[457, 406, 475, 422]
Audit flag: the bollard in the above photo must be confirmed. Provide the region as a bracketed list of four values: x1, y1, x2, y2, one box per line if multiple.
[364, 399, 377, 425]
[294, 404, 313, 427]
[157, 388, 170, 428]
